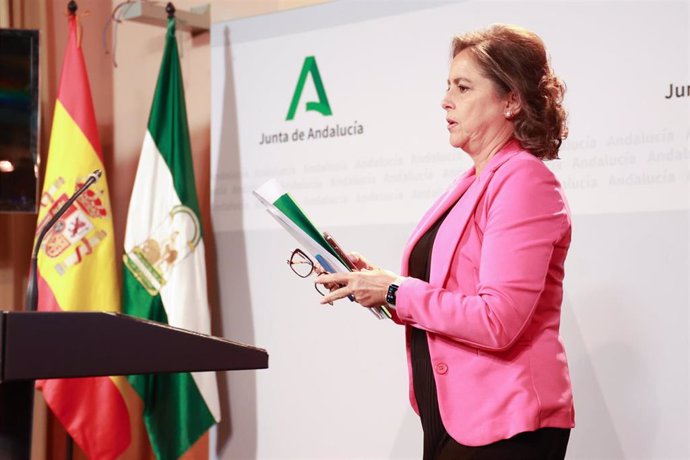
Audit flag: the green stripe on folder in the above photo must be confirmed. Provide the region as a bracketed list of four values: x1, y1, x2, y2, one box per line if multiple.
[273, 193, 349, 267]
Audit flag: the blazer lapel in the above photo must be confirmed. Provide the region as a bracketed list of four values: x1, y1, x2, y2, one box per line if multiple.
[400, 170, 475, 275]
[429, 141, 522, 286]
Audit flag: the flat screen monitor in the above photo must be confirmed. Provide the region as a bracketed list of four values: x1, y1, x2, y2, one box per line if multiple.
[0, 28, 39, 213]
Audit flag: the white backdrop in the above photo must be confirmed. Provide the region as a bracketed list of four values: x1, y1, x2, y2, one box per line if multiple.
[210, 1, 689, 459]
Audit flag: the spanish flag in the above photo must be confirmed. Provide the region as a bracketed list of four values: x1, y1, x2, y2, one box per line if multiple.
[34, 13, 130, 459]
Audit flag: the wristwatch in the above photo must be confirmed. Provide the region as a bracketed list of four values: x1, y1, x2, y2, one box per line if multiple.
[386, 277, 406, 308]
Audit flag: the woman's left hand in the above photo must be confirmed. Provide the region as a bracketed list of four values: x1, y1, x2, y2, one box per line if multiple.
[315, 269, 398, 308]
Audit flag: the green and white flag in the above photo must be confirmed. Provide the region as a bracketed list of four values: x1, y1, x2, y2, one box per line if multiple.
[122, 17, 219, 460]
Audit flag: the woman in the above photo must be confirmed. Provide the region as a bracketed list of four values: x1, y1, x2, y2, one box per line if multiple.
[316, 24, 574, 459]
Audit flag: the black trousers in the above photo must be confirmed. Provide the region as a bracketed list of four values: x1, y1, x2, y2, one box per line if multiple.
[434, 428, 571, 460]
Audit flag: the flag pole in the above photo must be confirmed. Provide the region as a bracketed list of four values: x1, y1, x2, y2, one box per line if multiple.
[64, 0, 76, 454]
[65, 6, 77, 458]
[60, 4, 73, 458]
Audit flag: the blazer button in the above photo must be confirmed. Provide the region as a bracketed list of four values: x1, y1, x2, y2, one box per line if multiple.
[435, 363, 448, 375]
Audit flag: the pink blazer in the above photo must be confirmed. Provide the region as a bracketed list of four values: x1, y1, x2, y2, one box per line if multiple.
[393, 140, 575, 446]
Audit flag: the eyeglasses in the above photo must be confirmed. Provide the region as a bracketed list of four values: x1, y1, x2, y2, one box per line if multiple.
[287, 248, 328, 296]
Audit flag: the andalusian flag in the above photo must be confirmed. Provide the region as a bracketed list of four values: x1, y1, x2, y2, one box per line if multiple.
[122, 17, 220, 459]
[34, 13, 130, 459]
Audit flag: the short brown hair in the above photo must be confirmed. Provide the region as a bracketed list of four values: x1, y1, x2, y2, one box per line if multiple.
[452, 24, 567, 160]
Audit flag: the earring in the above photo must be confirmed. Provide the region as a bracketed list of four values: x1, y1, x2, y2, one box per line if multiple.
[505, 111, 513, 119]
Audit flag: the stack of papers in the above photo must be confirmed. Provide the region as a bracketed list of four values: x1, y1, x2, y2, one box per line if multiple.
[253, 179, 391, 320]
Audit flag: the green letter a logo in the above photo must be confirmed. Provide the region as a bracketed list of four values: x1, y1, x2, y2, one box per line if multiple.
[286, 56, 332, 121]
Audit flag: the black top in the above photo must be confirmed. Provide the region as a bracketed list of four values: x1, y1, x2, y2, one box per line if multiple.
[408, 202, 455, 460]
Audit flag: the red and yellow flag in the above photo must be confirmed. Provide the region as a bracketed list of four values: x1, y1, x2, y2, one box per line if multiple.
[34, 14, 130, 459]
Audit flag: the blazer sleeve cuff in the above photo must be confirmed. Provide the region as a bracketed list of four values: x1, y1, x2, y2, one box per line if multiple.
[393, 276, 426, 324]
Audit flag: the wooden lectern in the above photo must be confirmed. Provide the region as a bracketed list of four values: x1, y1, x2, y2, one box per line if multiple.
[0, 311, 268, 459]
